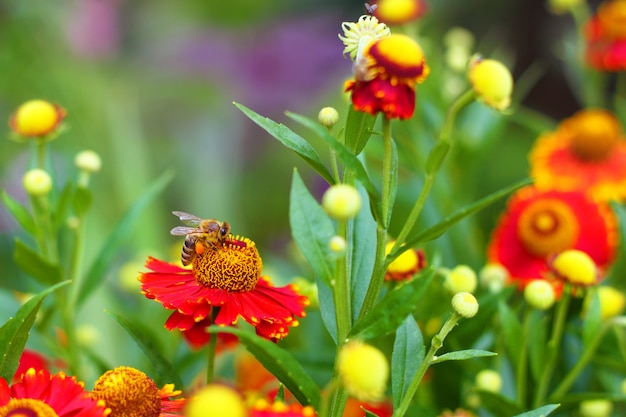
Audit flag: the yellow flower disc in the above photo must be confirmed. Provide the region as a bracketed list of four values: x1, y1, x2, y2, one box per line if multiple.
[338, 340, 389, 401]
[560, 109, 622, 161]
[185, 385, 247, 417]
[91, 366, 161, 417]
[0, 398, 59, 417]
[385, 241, 418, 274]
[193, 236, 262, 292]
[552, 249, 597, 286]
[598, 0, 626, 39]
[468, 57, 513, 110]
[376, 0, 422, 24]
[517, 199, 579, 258]
[12, 100, 61, 137]
[368, 34, 429, 81]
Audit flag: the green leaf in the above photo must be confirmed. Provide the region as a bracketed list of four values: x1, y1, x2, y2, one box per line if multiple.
[234, 102, 334, 184]
[498, 301, 524, 365]
[349, 267, 434, 339]
[430, 349, 496, 365]
[477, 390, 524, 416]
[2, 191, 35, 235]
[72, 186, 93, 217]
[208, 326, 322, 408]
[286, 111, 383, 223]
[582, 288, 602, 348]
[105, 310, 184, 389]
[512, 404, 560, 417]
[344, 105, 377, 155]
[425, 140, 451, 174]
[289, 169, 335, 288]
[316, 276, 337, 343]
[77, 170, 174, 307]
[391, 315, 424, 409]
[13, 238, 63, 285]
[527, 309, 549, 382]
[363, 409, 381, 417]
[392, 177, 531, 259]
[0, 281, 70, 381]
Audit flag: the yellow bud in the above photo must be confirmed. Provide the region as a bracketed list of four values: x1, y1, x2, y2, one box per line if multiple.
[551, 249, 598, 286]
[579, 399, 613, 417]
[318, 107, 340, 128]
[11, 100, 65, 137]
[584, 286, 626, 320]
[444, 265, 477, 294]
[524, 280, 556, 310]
[322, 184, 362, 220]
[479, 263, 508, 293]
[468, 55, 513, 111]
[451, 292, 479, 318]
[329, 235, 347, 253]
[75, 150, 102, 173]
[338, 340, 389, 401]
[23, 169, 52, 196]
[185, 384, 247, 417]
[475, 369, 502, 393]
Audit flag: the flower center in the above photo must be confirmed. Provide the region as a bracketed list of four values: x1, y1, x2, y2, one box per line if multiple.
[376, 0, 423, 24]
[0, 399, 59, 417]
[91, 366, 161, 417]
[517, 199, 579, 258]
[367, 34, 429, 81]
[598, 0, 626, 39]
[193, 236, 262, 292]
[562, 109, 622, 161]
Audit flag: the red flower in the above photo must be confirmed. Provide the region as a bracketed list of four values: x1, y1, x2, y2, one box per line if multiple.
[139, 236, 309, 348]
[0, 368, 108, 417]
[249, 399, 316, 417]
[487, 187, 618, 288]
[584, 0, 626, 71]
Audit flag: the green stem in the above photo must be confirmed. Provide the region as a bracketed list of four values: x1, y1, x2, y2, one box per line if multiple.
[380, 118, 394, 227]
[392, 313, 462, 417]
[533, 285, 572, 408]
[206, 308, 218, 384]
[36, 140, 47, 170]
[334, 219, 352, 344]
[516, 309, 531, 408]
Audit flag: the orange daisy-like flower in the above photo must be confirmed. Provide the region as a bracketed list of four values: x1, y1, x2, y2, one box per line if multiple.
[249, 398, 316, 417]
[139, 236, 309, 347]
[487, 186, 618, 288]
[530, 109, 626, 201]
[0, 368, 109, 417]
[91, 366, 185, 417]
[372, 0, 427, 25]
[584, 0, 626, 71]
[345, 33, 429, 119]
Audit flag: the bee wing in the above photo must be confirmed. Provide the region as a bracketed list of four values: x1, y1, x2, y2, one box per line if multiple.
[172, 211, 202, 227]
[170, 226, 199, 236]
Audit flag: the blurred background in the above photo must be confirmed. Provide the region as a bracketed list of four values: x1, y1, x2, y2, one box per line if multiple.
[0, 0, 596, 390]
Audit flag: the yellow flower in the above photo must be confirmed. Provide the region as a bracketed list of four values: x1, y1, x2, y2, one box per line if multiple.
[10, 99, 66, 139]
[185, 384, 247, 417]
[385, 241, 426, 281]
[468, 55, 513, 111]
[584, 286, 626, 319]
[373, 0, 427, 25]
[338, 340, 389, 401]
[550, 249, 598, 286]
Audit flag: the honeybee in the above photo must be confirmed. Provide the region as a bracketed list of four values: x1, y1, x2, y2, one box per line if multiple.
[170, 211, 231, 266]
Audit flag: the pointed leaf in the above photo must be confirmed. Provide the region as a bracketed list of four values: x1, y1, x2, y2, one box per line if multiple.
[498, 301, 524, 365]
[13, 238, 63, 285]
[527, 309, 549, 382]
[344, 105, 377, 155]
[78, 170, 174, 307]
[0, 281, 70, 381]
[317, 276, 337, 343]
[349, 267, 434, 339]
[2, 191, 35, 235]
[392, 315, 424, 409]
[363, 410, 381, 417]
[208, 326, 322, 408]
[391, 178, 531, 259]
[286, 111, 383, 223]
[289, 170, 335, 288]
[105, 310, 184, 388]
[513, 404, 560, 417]
[234, 102, 334, 184]
[430, 349, 496, 364]
[582, 288, 602, 348]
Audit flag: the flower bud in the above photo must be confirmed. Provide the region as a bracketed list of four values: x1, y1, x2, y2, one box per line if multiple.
[23, 169, 52, 196]
[579, 399, 613, 417]
[444, 265, 477, 294]
[10, 99, 66, 138]
[468, 55, 513, 111]
[75, 150, 102, 173]
[322, 184, 362, 220]
[524, 279, 556, 310]
[451, 292, 479, 318]
[479, 263, 508, 293]
[475, 369, 502, 393]
[185, 384, 247, 417]
[385, 241, 426, 281]
[318, 107, 340, 128]
[551, 249, 598, 286]
[329, 235, 347, 254]
[338, 340, 389, 401]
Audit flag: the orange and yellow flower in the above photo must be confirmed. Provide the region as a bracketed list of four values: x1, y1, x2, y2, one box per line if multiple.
[0, 368, 109, 417]
[584, 0, 626, 71]
[250, 398, 316, 417]
[372, 0, 427, 25]
[345, 33, 429, 119]
[530, 109, 626, 201]
[384, 241, 426, 281]
[487, 186, 618, 288]
[139, 236, 309, 348]
[9, 99, 66, 139]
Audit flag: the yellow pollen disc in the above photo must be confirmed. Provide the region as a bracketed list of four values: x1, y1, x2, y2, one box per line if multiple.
[517, 199, 579, 258]
[193, 236, 263, 292]
[91, 366, 161, 417]
[377, 0, 421, 23]
[368, 34, 428, 80]
[0, 399, 59, 417]
[598, 0, 626, 39]
[561, 109, 622, 161]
